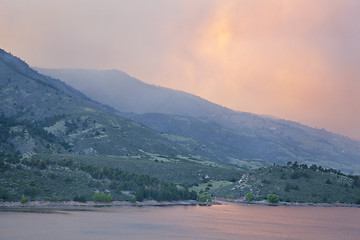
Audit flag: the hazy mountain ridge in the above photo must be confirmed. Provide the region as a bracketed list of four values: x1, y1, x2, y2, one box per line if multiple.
[126, 112, 360, 173]
[36, 68, 360, 174]
[34, 68, 232, 118]
[0, 49, 194, 158]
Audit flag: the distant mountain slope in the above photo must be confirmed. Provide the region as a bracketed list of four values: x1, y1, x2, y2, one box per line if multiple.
[0, 49, 190, 158]
[126, 113, 360, 174]
[34, 68, 230, 117]
[36, 68, 360, 174]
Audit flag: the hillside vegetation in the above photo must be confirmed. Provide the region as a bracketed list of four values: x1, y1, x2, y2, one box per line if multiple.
[0, 157, 198, 202]
[212, 162, 360, 204]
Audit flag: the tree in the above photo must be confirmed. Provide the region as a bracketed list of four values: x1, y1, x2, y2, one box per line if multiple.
[135, 188, 145, 202]
[310, 164, 317, 171]
[354, 176, 360, 188]
[285, 183, 290, 192]
[291, 161, 299, 169]
[189, 190, 198, 200]
[245, 192, 254, 201]
[93, 192, 101, 202]
[105, 193, 113, 202]
[92, 192, 112, 203]
[267, 194, 279, 204]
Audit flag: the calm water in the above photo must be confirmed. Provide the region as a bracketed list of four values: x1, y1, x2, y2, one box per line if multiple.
[0, 203, 359, 240]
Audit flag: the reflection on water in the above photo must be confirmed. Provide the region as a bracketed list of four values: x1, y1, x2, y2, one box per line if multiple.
[0, 203, 359, 240]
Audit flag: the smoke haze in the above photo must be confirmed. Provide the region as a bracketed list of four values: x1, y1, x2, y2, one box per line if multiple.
[1, 0, 359, 140]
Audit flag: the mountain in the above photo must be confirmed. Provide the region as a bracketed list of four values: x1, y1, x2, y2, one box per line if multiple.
[36, 68, 360, 174]
[0, 48, 242, 183]
[1, 49, 359, 204]
[0, 49, 198, 158]
[34, 68, 230, 118]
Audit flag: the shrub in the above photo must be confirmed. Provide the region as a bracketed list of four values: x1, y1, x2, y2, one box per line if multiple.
[229, 177, 237, 182]
[24, 187, 37, 197]
[198, 194, 212, 202]
[290, 172, 301, 179]
[21, 195, 28, 204]
[245, 192, 254, 201]
[50, 196, 58, 202]
[226, 194, 235, 199]
[49, 173, 56, 180]
[262, 179, 271, 184]
[64, 176, 73, 184]
[267, 194, 279, 204]
[73, 195, 87, 202]
[109, 181, 118, 190]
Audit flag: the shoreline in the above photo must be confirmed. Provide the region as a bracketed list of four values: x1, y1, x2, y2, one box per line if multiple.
[1, 199, 359, 210]
[217, 198, 360, 208]
[0, 199, 212, 210]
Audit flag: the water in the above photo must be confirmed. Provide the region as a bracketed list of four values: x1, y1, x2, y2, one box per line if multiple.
[0, 203, 359, 240]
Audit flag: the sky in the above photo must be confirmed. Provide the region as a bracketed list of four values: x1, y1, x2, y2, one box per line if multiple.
[1, 0, 359, 140]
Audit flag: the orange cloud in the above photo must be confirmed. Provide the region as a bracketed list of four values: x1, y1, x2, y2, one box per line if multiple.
[162, 0, 360, 139]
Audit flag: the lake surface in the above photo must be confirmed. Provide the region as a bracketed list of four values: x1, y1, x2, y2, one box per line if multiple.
[0, 203, 359, 240]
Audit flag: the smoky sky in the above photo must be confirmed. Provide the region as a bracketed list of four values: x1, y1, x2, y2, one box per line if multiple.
[1, 0, 359, 140]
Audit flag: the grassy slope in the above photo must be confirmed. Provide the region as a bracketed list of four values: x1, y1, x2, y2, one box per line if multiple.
[32, 154, 243, 185]
[0, 158, 110, 201]
[2, 155, 223, 202]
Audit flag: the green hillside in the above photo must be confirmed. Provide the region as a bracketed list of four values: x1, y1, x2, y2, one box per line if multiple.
[211, 162, 360, 204]
[0, 157, 199, 202]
